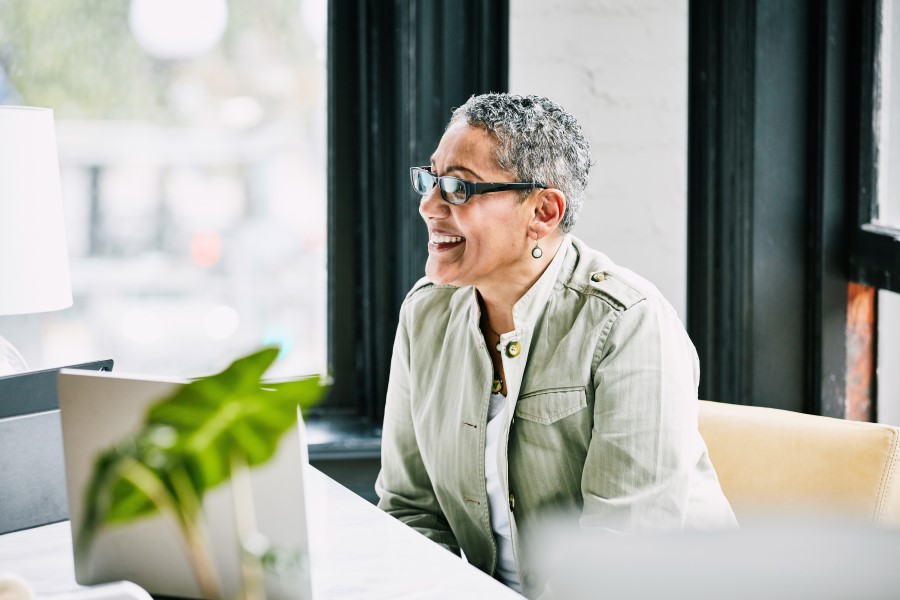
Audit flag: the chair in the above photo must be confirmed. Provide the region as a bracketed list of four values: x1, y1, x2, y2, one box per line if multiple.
[698, 400, 900, 526]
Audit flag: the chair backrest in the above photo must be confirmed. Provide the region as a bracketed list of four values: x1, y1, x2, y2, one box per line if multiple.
[698, 400, 900, 526]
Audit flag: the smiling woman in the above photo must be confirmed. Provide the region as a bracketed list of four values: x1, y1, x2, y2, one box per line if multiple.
[376, 93, 738, 599]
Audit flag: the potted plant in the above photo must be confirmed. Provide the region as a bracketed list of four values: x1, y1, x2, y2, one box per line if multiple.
[76, 347, 327, 600]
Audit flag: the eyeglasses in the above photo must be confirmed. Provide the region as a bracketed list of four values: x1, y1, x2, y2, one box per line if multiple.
[409, 166, 546, 205]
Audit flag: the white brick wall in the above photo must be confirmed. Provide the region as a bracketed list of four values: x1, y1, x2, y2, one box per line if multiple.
[510, 0, 688, 319]
[879, 291, 900, 425]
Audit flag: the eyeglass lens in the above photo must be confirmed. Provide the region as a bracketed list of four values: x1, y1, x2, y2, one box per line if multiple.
[411, 168, 467, 204]
[439, 177, 465, 203]
[412, 169, 433, 195]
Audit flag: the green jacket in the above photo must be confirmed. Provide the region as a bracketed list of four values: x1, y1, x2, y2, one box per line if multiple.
[376, 237, 737, 598]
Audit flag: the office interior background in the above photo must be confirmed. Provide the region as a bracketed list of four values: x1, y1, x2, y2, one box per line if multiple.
[1, 0, 898, 482]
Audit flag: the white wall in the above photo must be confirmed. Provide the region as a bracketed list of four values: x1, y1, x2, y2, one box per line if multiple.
[509, 0, 900, 417]
[877, 2, 900, 424]
[509, 0, 688, 319]
[878, 291, 900, 425]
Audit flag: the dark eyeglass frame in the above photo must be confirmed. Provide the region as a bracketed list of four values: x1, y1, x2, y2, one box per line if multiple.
[410, 166, 546, 205]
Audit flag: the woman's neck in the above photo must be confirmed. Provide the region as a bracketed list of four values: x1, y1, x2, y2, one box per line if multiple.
[477, 234, 565, 333]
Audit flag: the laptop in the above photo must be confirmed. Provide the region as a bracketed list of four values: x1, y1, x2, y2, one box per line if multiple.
[0, 359, 114, 535]
[57, 369, 313, 600]
[0, 359, 114, 418]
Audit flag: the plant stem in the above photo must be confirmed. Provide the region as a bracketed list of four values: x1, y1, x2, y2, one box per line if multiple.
[121, 459, 222, 600]
[231, 453, 265, 600]
[170, 464, 223, 600]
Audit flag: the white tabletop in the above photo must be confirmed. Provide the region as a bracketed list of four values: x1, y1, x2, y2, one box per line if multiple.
[0, 467, 520, 600]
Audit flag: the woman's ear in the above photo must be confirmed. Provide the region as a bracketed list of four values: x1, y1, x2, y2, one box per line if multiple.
[531, 188, 566, 238]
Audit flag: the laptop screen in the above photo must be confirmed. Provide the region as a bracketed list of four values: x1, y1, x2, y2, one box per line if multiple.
[0, 359, 114, 418]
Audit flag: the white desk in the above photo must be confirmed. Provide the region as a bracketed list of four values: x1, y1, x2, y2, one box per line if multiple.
[0, 467, 520, 600]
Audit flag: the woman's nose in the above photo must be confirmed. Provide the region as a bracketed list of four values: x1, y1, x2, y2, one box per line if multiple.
[418, 185, 449, 219]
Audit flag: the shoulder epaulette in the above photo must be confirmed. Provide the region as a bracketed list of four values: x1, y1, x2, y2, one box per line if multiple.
[583, 271, 645, 311]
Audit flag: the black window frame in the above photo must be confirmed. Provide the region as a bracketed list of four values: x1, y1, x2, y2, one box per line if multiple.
[301, 1, 511, 501]
[850, 0, 900, 294]
[321, 0, 509, 424]
[687, 0, 881, 417]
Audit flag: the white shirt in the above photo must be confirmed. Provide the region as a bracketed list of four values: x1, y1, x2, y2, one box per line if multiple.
[485, 391, 517, 590]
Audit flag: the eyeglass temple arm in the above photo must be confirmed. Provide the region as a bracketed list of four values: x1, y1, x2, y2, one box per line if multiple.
[469, 181, 547, 194]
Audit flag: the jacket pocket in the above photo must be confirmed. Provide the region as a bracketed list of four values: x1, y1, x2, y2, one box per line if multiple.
[515, 386, 587, 425]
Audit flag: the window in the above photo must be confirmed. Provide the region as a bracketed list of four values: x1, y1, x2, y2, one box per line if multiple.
[688, 0, 883, 416]
[877, 0, 900, 230]
[851, 0, 900, 293]
[1, 0, 509, 427]
[865, 0, 900, 421]
[0, 0, 328, 379]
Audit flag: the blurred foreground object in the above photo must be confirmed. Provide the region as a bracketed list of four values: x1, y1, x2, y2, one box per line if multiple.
[68, 347, 327, 599]
[0, 107, 72, 375]
[0, 573, 34, 600]
[534, 523, 900, 600]
[527, 400, 900, 598]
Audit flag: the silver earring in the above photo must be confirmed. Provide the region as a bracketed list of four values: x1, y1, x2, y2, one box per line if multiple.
[531, 237, 543, 259]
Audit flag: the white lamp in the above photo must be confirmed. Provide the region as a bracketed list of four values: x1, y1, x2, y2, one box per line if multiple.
[0, 106, 73, 375]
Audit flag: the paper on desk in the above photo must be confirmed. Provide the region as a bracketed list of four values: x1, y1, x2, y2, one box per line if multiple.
[49, 581, 152, 600]
[0, 574, 152, 600]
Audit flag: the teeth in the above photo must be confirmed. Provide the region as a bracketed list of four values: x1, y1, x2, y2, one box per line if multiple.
[431, 234, 463, 244]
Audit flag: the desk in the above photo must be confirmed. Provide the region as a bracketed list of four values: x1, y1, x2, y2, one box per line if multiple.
[0, 467, 520, 600]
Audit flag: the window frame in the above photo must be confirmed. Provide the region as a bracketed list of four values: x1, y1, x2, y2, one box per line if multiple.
[851, 0, 900, 294]
[323, 0, 510, 424]
[687, 0, 879, 418]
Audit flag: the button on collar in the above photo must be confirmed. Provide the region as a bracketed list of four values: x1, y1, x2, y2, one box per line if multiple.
[505, 341, 521, 358]
[591, 272, 607, 283]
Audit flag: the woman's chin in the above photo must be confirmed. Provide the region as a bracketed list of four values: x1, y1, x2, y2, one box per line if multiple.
[425, 269, 452, 286]
[425, 261, 460, 286]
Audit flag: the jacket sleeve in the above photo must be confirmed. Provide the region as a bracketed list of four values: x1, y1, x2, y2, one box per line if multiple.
[375, 301, 460, 553]
[580, 295, 704, 532]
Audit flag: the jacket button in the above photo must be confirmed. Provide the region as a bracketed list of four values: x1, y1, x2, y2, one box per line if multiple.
[591, 272, 606, 282]
[506, 341, 521, 357]
[509, 493, 515, 511]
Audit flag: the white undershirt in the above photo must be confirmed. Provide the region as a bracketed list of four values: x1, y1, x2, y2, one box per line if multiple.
[485, 391, 520, 592]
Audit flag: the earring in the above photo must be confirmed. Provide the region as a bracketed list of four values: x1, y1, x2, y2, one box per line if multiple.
[531, 236, 543, 259]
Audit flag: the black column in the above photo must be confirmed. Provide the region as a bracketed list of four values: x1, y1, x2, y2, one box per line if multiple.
[327, 0, 509, 421]
[688, 0, 857, 415]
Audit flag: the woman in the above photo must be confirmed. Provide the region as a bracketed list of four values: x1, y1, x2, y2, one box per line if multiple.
[376, 93, 736, 598]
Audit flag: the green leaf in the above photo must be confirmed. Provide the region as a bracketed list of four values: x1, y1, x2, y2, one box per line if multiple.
[145, 347, 325, 491]
[105, 477, 156, 523]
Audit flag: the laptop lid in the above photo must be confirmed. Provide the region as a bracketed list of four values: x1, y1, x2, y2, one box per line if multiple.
[0, 359, 114, 535]
[57, 369, 312, 600]
[0, 359, 114, 418]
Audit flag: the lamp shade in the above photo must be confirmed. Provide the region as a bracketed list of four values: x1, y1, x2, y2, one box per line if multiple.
[0, 106, 73, 315]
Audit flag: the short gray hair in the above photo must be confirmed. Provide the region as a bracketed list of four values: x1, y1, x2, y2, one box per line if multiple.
[449, 93, 592, 233]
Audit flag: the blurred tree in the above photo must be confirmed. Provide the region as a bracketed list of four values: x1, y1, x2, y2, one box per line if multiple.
[0, 0, 321, 124]
[0, 0, 159, 118]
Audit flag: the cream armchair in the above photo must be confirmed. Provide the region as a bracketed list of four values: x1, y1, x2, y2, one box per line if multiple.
[698, 400, 900, 526]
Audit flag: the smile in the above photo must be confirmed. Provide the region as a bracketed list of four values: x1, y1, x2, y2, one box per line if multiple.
[431, 234, 464, 244]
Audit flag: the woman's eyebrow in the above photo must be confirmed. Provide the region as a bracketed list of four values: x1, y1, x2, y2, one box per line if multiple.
[432, 162, 484, 181]
[446, 165, 482, 180]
